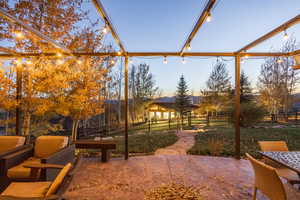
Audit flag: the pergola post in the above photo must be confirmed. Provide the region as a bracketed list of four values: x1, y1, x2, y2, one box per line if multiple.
[124, 56, 129, 160]
[235, 55, 241, 159]
[16, 63, 22, 135]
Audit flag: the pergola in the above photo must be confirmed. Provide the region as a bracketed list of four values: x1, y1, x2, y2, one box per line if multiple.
[0, 0, 300, 160]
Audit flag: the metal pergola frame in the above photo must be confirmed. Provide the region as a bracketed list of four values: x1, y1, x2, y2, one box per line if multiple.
[0, 0, 300, 160]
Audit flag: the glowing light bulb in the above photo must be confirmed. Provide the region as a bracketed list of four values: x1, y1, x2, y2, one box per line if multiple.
[14, 31, 24, 39]
[244, 54, 249, 59]
[117, 51, 122, 56]
[57, 52, 62, 57]
[182, 57, 186, 64]
[102, 25, 109, 34]
[163, 57, 168, 64]
[283, 31, 289, 40]
[187, 44, 191, 51]
[15, 59, 22, 65]
[26, 60, 32, 65]
[56, 59, 64, 65]
[277, 58, 283, 63]
[111, 60, 115, 65]
[206, 13, 212, 22]
[77, 60, 82, 64]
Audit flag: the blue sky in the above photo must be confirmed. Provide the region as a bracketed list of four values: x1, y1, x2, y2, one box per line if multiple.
[87, 0, 300, 96]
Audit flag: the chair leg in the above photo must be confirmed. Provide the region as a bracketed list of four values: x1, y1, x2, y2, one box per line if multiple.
[252, 187, 257, 200]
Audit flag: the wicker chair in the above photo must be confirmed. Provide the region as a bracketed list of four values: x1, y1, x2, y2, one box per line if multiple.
[258, 141, 300, 185]
[0, 136, 75, 188]
[246, 153, 300, 200]
[0, 163, 74, 200]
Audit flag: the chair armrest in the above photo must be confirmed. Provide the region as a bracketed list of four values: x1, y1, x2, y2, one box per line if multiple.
[23, 163, 65, 170]
[0, 146, 33, 176]
[0, 194, 59, 200]
[0, 145, 32, 158]
[42, 145, 75, 165]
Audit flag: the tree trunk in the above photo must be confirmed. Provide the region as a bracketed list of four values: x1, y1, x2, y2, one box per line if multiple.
[22, 111, 31, 136]
[71, 119, 80, 141]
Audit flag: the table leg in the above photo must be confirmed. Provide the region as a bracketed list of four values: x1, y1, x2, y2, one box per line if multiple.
[101, 149, 111, 162]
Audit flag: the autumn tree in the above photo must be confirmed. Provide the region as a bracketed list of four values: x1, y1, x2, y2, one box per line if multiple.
[257, 38, 299, 120]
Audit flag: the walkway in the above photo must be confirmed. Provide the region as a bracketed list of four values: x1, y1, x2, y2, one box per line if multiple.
[155, 130, 197, 155]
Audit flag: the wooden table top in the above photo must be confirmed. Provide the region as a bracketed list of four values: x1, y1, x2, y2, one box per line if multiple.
[74, 139, 117, 149]
[259, 151, 300, 174]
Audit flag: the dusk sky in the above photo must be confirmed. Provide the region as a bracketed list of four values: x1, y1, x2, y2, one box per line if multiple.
[85, 0, 300, 96]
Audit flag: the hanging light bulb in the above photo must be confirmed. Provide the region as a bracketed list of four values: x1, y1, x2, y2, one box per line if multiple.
[111, 60, 115, 65]
[241, 58, 245, 64]
[56, 52, 62, 57]
[117, 51, 122, 56]
[187, 44, 191, 51]
[14, 31, 24, 39]
[244, 54, 249, 59]
[283, 30, 289, 40]
[277, 58, 283, 63]
[76, 59, 82, 64]
[102, 25, 109, 34]
[26, 60, 32, 65]
[206, 12, 212, 22]
[56, 59, 64, 65]
[163, 56, 168, 64]
[182, 57, 186, 64]
[15, 59, 22, 65]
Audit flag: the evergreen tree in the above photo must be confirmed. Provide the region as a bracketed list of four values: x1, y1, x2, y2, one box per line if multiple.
[175, 75, 191, 126]
[240, 70, 252, 103]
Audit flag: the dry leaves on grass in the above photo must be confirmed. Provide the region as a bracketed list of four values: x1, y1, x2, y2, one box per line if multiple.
[144, 183, 204, 200]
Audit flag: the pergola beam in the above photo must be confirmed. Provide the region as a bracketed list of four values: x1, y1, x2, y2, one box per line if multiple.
[0, 46, 18, 54]
[237, 14, 300, 53]
[92, 0, 126, 53]
[0, 8, 72, 54]
[291, 49, 300, 56]
[179, 0, 216, 56]
[0, 51, 289, 58]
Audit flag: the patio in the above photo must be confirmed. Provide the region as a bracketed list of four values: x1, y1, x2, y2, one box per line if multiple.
[66, 155, 258, 200]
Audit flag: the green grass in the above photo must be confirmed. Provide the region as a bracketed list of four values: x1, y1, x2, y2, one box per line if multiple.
[114, 131, 178, 155]
[188, 126, 300, 158]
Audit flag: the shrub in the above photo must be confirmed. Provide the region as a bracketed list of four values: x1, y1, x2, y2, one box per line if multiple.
[227, 102, 266, 127]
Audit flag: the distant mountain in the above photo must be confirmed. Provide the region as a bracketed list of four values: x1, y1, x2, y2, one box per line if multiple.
[155, 96, 202, 104]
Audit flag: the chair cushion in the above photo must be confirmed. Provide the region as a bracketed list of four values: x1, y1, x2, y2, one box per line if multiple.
[284, 183, 300, 200]
[34, 136, 68, 158]
[46, 163, 72, 197]
[1, 182, 52, 198]
[0, 136, 25, 154]
[276, 168, 300, 182]
[7, 157, 41, 179]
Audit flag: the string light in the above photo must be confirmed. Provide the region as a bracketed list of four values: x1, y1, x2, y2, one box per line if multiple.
[206, 13, 212, 22]
[283, 30, 289, 40]
[56, 52, 62, 57]
[182, 57, 186, 64]
[117, 51, 122, 56]
[163, 56, 168, 64]
[111, 60, 115, 65]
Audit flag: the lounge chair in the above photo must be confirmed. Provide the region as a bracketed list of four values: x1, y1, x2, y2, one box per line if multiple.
[0, 136, 29, 192]
[258, 141, 300, 185]
[246, 153, 300, 200]
[1, 136, 75, 183]
[0, 162, 73, 200]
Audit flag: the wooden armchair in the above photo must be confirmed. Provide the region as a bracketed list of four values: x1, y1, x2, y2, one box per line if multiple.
[0, 136, 75, 185]
[258, 141, 300, 185]
[0, 163, 74, 200]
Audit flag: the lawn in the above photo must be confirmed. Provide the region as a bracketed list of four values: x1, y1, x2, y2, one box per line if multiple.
[114, 130, 178, 155]
[188, 126, 300, 158]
